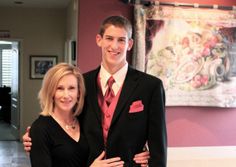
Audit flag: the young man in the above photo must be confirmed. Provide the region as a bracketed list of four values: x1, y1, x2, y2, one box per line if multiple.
[23, 15, 167, 167]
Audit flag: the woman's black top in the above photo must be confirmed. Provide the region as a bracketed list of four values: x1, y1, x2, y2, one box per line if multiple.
[30, 115, 89, 167]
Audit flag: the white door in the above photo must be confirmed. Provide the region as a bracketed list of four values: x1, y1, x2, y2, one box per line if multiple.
[10, 41, 20, 140]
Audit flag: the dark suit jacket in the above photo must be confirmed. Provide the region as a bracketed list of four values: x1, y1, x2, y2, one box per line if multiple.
[80, 66, 167, 167]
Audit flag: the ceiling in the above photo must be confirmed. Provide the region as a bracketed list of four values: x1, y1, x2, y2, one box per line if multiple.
[0, 0, 71, 9]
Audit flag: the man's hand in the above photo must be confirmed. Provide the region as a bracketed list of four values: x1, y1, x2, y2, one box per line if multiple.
[22, 126, 32, 152]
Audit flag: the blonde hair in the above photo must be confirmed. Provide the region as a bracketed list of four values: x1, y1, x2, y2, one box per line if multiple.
[38, 63, 85, 116]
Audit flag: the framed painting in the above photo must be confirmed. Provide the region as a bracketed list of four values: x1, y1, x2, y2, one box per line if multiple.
[30, 55, 57, 79]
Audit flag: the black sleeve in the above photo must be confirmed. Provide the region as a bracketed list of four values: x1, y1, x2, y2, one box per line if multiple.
[148, 80, 167, 167]
[30, 118, 52, 167]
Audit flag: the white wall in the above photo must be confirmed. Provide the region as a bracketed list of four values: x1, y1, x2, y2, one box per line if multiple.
[66, 0, 78, 40]
[64, 0, 78, 65]
[168, 146, 236, 167]
[0, 7, 67, 138]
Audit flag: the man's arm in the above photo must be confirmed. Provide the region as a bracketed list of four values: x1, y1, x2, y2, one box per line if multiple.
[148, 81, 167, 167]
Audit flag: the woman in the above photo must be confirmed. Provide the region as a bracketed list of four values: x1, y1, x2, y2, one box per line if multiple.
[30, 63, 125, 167]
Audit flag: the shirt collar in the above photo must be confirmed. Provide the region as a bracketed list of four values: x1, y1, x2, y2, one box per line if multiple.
[100, 63, 128, 89]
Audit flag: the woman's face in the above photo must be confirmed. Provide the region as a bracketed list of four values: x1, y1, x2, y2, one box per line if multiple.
[53, 74, 78, 113]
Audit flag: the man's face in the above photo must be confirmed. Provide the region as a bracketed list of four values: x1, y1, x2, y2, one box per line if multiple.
[96, 25, 133, 73]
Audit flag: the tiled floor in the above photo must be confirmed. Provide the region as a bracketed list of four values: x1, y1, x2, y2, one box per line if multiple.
[0, 141, 31, 167]
[0, 121, 16, 140]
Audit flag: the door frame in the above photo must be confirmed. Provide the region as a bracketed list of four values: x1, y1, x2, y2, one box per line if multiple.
[0, 38, 21, 140]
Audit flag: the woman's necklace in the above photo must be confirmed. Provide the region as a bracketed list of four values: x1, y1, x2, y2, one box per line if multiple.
[51, 114, 77, 131]
[65, 118, 77, 130]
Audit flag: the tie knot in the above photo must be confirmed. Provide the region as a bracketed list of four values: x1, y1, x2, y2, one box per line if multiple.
[107, 76, 115, 88]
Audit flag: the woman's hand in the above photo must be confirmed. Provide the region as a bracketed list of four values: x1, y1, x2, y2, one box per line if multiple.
[133, 151, 150, 167]
[90, 151, 124, 167]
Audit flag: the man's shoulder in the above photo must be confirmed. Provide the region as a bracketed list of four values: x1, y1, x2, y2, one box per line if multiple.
[83, 67, 100, 79]
[129, 67, 162, 83]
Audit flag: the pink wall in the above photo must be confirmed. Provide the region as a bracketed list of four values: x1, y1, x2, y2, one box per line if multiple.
[77, 0, 132, 73]
[167, 107, 236, 146]
[160, 0, 235, 6]
[78, 0, 236, 147]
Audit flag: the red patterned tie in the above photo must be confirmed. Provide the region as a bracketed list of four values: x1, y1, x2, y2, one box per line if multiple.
[104, 76, 115, 106]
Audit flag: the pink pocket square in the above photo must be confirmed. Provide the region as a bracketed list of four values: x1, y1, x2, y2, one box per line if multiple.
[129, 100, 144, 113]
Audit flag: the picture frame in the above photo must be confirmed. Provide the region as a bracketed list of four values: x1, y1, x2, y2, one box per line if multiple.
[30, 55, 57, 79]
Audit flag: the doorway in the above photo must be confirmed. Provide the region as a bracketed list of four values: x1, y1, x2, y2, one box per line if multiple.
[0, 40, 20, 141]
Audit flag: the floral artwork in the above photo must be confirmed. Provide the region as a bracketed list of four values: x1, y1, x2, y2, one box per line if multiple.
[133, 5, 236, 107]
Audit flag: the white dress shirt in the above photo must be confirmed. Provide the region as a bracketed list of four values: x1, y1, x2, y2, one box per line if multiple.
[99, 63, 128, 96]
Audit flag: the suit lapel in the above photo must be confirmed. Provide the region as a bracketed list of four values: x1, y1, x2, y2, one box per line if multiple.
[111, 66, 139, 125]
[85, 67, 103, 125]
[86, 66, 140, 132]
